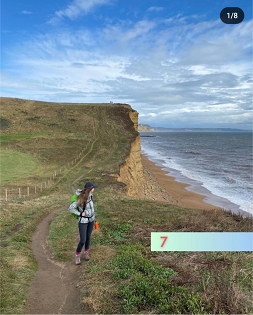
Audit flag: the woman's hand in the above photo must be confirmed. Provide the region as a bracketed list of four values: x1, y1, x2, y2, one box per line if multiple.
[81, 212, 86, 217]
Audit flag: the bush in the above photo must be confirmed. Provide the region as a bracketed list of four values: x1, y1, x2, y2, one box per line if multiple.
[106, 244, 205, 314]
[0, 117, 12, 130]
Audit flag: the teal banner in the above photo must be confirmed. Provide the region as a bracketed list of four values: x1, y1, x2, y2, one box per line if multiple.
[151, 232, 253, 251]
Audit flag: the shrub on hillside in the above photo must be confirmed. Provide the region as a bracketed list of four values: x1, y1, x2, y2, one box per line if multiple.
[0, 117, 12, 130]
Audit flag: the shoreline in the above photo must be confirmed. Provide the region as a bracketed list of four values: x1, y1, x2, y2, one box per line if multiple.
[141, 153, 252, 218]
[141, 154, 220, 211]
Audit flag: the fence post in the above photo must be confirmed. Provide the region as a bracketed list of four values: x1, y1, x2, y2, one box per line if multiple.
[27, 187, 29, 196]
[19, 188, 21, 198]
[5, 189, 7, 201]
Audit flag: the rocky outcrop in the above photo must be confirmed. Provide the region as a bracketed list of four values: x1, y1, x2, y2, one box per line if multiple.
[122, 104, 138, 132]
[117, 106, 144, 198]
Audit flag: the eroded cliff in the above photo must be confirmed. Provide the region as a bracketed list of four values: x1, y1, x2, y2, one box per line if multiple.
[117, 106, 145, 198]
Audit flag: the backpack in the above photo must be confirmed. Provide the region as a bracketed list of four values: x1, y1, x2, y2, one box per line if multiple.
[70, 192, 93, 219]
[70, 193, 80, 219]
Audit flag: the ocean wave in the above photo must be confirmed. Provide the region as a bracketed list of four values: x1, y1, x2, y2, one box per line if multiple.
[141, 144, 253, 214]
[185, 151, 201, 155]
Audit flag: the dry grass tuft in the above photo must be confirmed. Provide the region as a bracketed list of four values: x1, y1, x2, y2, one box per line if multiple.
[91, 244, 116, 265]
[82, 277, 119, 313]
[11, 253, 29, 270]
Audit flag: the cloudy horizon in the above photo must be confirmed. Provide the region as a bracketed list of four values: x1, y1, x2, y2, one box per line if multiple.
[1, 0, 252, 129]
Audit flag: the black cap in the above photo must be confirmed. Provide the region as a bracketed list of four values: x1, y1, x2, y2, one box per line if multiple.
[84, 181, 98, 189]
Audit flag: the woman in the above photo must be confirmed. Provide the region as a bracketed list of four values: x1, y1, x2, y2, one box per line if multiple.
[69, 181, 97, 265]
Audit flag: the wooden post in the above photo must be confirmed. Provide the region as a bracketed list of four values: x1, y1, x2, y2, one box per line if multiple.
[27, 187, 29, 196]
[19, 188, 21, 198]
[5, 189, 7, 201]
[55, 171, 57, 177]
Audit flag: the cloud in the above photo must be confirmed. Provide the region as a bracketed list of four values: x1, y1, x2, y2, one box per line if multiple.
[21, 10, 33, 14]
[147, 7, 163, 12]
[2, 16, 253, 129]
[103, 19, 156, 42]
[48, 0, 112, 23]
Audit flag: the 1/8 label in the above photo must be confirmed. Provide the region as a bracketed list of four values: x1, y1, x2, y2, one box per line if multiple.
[220, 7, 244, 24]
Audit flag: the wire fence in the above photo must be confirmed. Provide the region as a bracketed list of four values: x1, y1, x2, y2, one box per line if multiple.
[1, 116, 98, 202]
[0, 140, 93, 202]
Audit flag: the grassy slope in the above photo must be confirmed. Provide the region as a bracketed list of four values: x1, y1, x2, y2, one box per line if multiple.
[0, 98, 137, 314]
[0, 150, 41, 184]
[1, 97, 252, 314]
[49, 106, 253, 314]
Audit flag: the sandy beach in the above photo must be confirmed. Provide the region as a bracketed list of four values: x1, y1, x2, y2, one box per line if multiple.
[141, 154, 221, 211]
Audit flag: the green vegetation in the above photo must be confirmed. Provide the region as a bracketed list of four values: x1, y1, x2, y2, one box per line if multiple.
[0, 150, 41, 184]
[0, 193, 70, 314]
[1, 98, 252, 314]
[48, 210, 78, 260]
[0, 132, 55, 142]
[0, 117, 12, 130]
[48, 126, 253, 314]
[108, 245, 204, 314]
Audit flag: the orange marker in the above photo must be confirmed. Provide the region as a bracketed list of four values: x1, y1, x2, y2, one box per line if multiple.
[94, 221, 98, 229]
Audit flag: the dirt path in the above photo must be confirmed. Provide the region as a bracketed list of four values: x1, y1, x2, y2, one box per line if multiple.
[25, 174, 94, 314]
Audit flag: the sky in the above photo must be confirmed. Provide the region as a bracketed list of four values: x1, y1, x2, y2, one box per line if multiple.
[1, 0, 252, 129]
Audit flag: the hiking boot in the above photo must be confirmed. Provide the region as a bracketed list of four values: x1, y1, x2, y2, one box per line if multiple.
[83, 251, 90, 261]
[75, 253, 81, 265]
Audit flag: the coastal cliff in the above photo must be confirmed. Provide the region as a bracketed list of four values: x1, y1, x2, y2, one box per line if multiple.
[117, 106, 144, 198]
[122, 104, 139, 132]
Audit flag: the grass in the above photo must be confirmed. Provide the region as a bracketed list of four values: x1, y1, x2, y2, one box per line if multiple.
[48, 130, 253, 314]
[0, 98, 136, 314]
[50, 184, 253, 314]
[48, 210, 78, 260]
[0, 192, 70, 314]
[107, 244, 204, 314]
[1, 97, 252, 314]
[0, 150, 41, 184]
[0, 132, 56, 142]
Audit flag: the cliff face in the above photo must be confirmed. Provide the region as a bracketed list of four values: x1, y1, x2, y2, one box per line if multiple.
[122, 104, 139, 132]
[117, 106, 144, 198]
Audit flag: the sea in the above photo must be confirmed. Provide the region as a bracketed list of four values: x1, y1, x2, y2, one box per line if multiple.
[140, 131, 253, 218]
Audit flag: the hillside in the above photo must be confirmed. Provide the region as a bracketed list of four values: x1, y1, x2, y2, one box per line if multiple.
[0, 97, 142, 197]
[0, 97, 252, 315]
[138, 124, 154, 132]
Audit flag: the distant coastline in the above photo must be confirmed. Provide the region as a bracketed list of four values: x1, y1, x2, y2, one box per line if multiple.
[139, 126, 251, 132]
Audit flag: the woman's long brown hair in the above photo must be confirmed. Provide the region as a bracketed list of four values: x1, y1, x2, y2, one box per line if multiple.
[78, 187, 93, 209]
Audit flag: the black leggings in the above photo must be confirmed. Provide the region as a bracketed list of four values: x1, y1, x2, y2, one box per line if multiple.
[76, 220, 94, 253]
